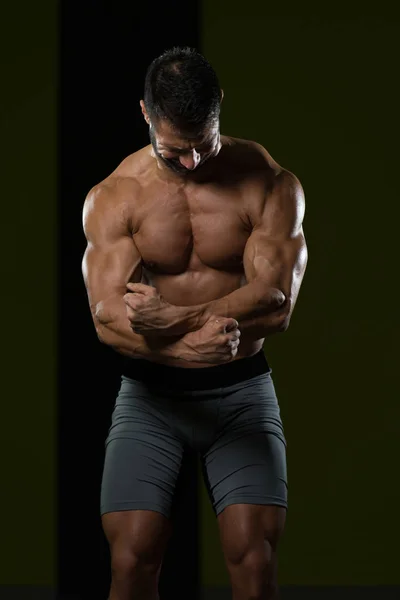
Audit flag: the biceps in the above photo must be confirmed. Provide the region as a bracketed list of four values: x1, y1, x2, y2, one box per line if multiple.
[82, 237, 142, 317]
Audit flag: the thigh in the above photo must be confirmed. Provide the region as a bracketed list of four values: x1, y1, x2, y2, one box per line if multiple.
[101, 377, 185, 520]
[202, 373, 288, 517]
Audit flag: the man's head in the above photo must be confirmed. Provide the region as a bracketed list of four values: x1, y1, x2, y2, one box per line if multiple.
[141, 47, 223, 174]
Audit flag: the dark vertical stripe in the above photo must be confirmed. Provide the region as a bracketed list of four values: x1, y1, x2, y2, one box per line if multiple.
[59, 2, 201, 598]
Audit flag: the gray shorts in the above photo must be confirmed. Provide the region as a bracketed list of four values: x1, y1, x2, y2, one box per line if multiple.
[100, 351, 288, 519]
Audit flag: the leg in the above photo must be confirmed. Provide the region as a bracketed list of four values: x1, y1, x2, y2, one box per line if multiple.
[102, 509, 172, 600]
[100, 376, 186, 599]
[202, 372, 288, 599]
[218, 504, 286, 600]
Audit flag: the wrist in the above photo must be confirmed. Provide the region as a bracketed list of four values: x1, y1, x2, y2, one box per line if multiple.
[163, 333, 205, 363]
[166, 303, 208, 335]
[160, 337, 187, 361]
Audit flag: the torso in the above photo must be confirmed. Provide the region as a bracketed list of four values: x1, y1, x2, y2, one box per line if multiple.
[105, 136, 281, 366]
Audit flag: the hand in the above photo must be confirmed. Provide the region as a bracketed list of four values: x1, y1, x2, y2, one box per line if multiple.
[181, 315, 241, 364]
[123, 283, 175, 334]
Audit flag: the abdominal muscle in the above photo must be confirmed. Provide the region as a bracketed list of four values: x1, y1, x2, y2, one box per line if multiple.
[141, 266, 265, 368]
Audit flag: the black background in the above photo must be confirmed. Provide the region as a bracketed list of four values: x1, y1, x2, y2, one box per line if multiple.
[59, 2, 201, 598]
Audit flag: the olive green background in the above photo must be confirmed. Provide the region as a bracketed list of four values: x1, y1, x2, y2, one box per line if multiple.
[1, 1, 56, 587]
[200, 4, 400, 587]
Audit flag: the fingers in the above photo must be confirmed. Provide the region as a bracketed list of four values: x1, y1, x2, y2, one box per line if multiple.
[123, 292, 145, 308]
[212, 317, 239, 333]
[227, 341, 240, 353]
[123, 294, 137, 308]
[225, 335, 240, 348]
[225, 334, 241, 347]
[126, 282, 157, 295]
[223, 322, 241, 341]
[226, 339, 239, 360]
[224, 318, 239, 332]
[124, 295, 143, 329]
[125, 305, 137, 327]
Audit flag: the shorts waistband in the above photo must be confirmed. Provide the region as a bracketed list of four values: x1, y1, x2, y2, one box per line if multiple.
[121, 350, 270, 391]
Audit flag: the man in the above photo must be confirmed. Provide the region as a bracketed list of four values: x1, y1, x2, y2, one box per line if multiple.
[82, 47, 307, 600]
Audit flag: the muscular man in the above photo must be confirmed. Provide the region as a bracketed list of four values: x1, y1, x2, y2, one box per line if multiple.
[82, 47, 307, 600]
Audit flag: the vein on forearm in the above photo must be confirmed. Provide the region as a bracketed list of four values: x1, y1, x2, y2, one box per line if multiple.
[170, 279, 287, 335]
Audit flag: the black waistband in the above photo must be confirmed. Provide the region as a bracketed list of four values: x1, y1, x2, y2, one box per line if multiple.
[121, 350, 270, 391]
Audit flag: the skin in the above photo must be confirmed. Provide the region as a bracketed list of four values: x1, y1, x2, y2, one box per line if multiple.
[82, 96, 307, 600]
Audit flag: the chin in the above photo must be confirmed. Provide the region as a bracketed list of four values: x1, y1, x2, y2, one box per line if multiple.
[167, 164, 189, 175]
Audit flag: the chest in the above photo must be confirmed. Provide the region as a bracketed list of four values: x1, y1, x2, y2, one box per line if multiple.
[133, 185, 252, 274]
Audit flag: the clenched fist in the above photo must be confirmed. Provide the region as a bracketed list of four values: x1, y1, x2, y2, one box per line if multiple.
[181, 315, 241, 364]
[123, 283, 175, 334]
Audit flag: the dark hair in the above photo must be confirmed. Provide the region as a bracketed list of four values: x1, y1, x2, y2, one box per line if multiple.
[144, 47, 221, 131]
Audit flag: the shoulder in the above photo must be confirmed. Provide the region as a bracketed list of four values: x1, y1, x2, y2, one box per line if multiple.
[110, 145, 154, 179]
[270, 168, 305, 210]
[224, 137, 305, 223]
[259, 167, 305, 238]
[84, 144, 152, 210]
[221, 136, 303, 198]
[242, 140, 305, 208]
[82, 176, 141, 240]
[83, 175, 140, 216]
[223, 136, 301, 181]
[221, 136, 279, 172]
[83, 146, 155, 240]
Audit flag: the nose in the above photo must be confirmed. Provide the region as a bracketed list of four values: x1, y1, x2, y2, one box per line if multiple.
[179, 149, 201, 170]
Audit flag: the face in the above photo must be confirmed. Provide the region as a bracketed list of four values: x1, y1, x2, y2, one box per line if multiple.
[148, 118, 221, 176]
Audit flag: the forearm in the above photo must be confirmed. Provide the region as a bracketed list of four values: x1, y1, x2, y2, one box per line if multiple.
[163, 280, 287, 335]
[96, 321, 171, 359]
[94, 297, 184, 362]
[236, 305, 289, 340]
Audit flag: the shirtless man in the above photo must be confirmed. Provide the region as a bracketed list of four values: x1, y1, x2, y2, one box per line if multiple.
[82, 47, 307, 600]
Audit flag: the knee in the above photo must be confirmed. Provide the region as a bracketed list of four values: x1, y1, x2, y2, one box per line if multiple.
[227, 542, 275, 599]
[232, 542, 272, 575]
[111, 546, 160, 582]
[224, 529, 274, 569]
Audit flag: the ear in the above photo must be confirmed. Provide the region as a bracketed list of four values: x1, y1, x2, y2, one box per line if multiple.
[220, 89, 224, 103]
[140, 100, 151, 125]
